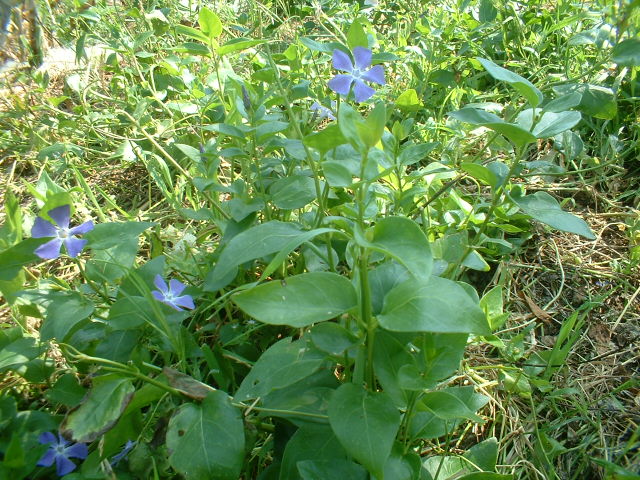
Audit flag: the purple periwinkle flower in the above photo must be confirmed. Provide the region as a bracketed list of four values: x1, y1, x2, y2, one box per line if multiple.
[328, 47, 385, 103]
[31, 205, 94, 259]
[37, 432, 88, 477]
[110, 439, 136, 466]
[311, 101, 336, 121]
[152, 274, 195, 311]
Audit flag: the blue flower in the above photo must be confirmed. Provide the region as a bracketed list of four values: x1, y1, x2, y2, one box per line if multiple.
[31, 205, 94, 259]
[152, 274, 195, 311]
[311, 101, 336, 121]
[328, 47, 385, 103]
[110, 440, 136, 466]
[37, 432, 88, 477]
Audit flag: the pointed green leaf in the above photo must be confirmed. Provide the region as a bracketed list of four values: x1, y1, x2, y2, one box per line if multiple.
[532, 111, 581, 138]
[612, 38, 640, 66]
[62, 375, 134, 442]
[378, 276, 490, 334]
[167, 391, 244, 480]
[234, 338, 325, 401]
[233, 272, 357, 327]
[368, 217, 433, 281]
[512, 191, 595, 239]
[328, 384, 401, 479]
[347, 19, 368, 50]
[477, 57, 543, 107]
[198, 7, 222, 39]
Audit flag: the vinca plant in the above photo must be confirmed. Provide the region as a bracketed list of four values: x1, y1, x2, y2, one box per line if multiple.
[1, 1, 636, 478]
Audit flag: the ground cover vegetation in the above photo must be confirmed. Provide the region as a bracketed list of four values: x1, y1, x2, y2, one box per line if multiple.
[0, 0, 639, 478]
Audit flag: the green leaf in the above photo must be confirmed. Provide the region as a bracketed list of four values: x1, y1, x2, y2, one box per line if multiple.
[367, 217, 433, 281]
[0, 238, 45, 281]
[304, 124, 347, 154]
[279, 425, 349, 480]
[298, 459, 368, 480]
[167, 391, 244, 480]
[395, 89, 422, 111]
[328, 384, 401, 479]
[531, 111, 581, 138]
[337, 103, 366, 153]
[357, 102, 386, 150]
[398, 142, 438, 166]
[461, 163, 498, 187]
[174, 24, 210, 44]
[543, 92, 582, 113]
[45, 373, 86, 407]
[40, 291, 95, 342]
[612, 38, 640, 66]
[107, 296, 153, 330]
[422, 391, 484, 422]
[478, 0, 498, 22]
[198, 7, 222, 39]
[373, 331, 414, 408]
[310, 322, 359, 356]
[449, 108, 536, 147]
[552, 83, 617, 120]
[218, 38, 265, 56]
[378, 276, 490, 334]
[233, 272, 357, 327]
[464, 437, 499, 472]
[62, 375, 134, 442]
[477, 57, 543, 107]
[261, 370, 338, 427]
[204, 221, 304, 291]
[234, 338, 325, 401]
[511, 191, 595, 239]
[0, 337, 40, 372]
[383, 443, 422, 480]
[347, 19, 368, 50]
[85, 222, 155, 250]
[269, 175, 316, 210]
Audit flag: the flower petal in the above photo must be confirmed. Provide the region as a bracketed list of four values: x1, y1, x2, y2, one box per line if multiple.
[68, 220, 94, 236]
[35, 238, 63, 259]
[169, 279, 186, 296]
[64, 237, 88, 258]
[55, 455, 77, 476]
[328, 74, 354, 95]
[353, 46, 372, 70]
[37, 449, 56, 467]
[66, 442, 88, 460]
[154, 274, 168, 294]
[152, 290, 165, 302]
[165, 299, 183, 311]
[47, 205, 71, 229]
[353, 79, 375, 103]
[39, 432, 57, 445]
[332, 49, 353, 72]
[362, 65, 385, 85]
[32, 218, 58, 238]
[173, 295, 195, 310]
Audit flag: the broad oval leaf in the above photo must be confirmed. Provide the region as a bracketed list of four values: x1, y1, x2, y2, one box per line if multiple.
[612, 38, 640, 66]
[378, 276, 490, 335]
[477, 57, 543, 107]
[369, 217, 433, 281]
[233, 272, 357, 327]
[511, 191, 595, 239]
[62, 375, 134, 442]
[328, 384, 401, 479]
[198, 7, 222, 39]
[532, 111, 581, 138]
[449, 108, 536, 147]
[234, 338, 325, 401]
[167, 391, 244, 480]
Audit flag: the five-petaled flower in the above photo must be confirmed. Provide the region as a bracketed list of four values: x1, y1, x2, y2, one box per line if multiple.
[152, 274, 195, 311]
[37, 432, 88, 477]
[31, 205, 94, 259]
[310, 101, 336, 121]
[328, 47, 385, 103]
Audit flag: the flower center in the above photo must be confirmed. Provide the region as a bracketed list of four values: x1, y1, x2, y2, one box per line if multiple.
[351, 68, 364, 79]
[55, 444, 67, 454]
[57, 228, 70, 239]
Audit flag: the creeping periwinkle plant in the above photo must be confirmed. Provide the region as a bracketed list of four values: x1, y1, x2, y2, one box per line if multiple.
[0, 7, 598, 479]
